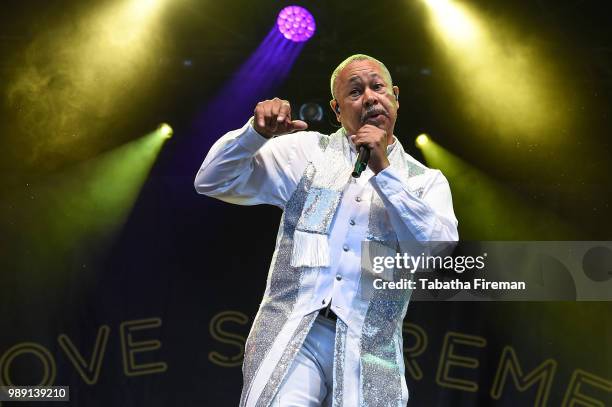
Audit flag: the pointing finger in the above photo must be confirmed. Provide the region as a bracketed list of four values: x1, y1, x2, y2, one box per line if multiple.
[289, 120, 308, 132]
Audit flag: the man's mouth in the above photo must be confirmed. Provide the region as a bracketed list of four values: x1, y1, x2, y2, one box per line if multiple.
[362, 110, 388, 123]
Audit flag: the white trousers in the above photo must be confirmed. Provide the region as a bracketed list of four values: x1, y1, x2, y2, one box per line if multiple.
[271, 315, 336, 406]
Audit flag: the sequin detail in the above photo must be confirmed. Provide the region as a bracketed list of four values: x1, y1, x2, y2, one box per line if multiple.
[412, 187, 425, 199]
[360, 317, 405, 405]
[332, 319, 348, 407]
[290, 128, 352, 267]
[358, 146, 419, 405]
[406, 160, 426, 177]
[242, 128, 431, 407]
[360, 268, 412, 407]
[256, 312, 319, 407]
[366, 185, 398, 245]
[394, 334, 409, 403]
[296, 188, 342, 234]
[318, 134, 330, 151]
[312, 128, 353, 192]
[239, 164, 316, 407]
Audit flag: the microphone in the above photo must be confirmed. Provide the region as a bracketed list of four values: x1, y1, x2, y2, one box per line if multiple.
[352, 145, 370, 178]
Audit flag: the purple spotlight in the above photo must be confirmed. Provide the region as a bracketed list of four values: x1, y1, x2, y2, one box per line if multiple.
[276, 6, 316, 42]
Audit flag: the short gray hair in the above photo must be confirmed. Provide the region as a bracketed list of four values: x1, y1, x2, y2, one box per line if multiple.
[330, 54, 393, 99]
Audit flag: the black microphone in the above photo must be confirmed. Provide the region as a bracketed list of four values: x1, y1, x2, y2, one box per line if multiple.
[352, 145, 370, 178]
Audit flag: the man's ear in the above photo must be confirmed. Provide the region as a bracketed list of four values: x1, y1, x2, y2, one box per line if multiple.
[330, 99, 341, 122]
[393, 86, 400, 108]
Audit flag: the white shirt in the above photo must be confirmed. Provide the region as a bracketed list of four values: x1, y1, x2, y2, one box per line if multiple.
[195, 119, 458, 314]
[194, 119, 459, 406]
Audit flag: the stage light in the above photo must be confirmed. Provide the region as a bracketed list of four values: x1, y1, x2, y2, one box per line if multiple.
[416, 134, 430, 147]
[158, 123, 173, 139]
[129, 0, 162, 18]
[298, 102, 324, 122]
[420, 0, 571, 142]
[194, 9, 309, 143]
[277, 6, 316, 42]
[420, 140, 574, 240]
[423, 0, 480, 44]
[6, 0, 172, 165]
[4, 129, 168, 284]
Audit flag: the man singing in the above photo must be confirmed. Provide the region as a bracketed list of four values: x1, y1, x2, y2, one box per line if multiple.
[195, 54, 458, 406]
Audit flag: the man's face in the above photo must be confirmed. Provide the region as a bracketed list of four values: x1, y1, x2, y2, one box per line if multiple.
[331, 59, 399, 144]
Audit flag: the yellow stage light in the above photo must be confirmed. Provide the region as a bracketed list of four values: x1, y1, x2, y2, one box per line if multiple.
[6, 0, 171, 165]
[420, 0, 571, 142]
[129, 0, 162, 19]
[416, 134, 430, 148]
[424, 0, 480, 44]
[158, 123, 173, 139]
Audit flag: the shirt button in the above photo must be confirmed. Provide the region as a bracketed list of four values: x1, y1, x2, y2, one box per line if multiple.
[355, 196, 362, 202]
[349, 219, 356, 226]
[336, 274, 342, 281]
[322, 299, 326, 304]
[380, 181, 387, 187]
[343, 244, 349, 252]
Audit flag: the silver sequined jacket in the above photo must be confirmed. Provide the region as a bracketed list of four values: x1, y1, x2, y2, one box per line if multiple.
[195, 120, 459, 406]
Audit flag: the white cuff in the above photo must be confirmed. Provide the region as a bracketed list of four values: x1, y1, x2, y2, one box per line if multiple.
[237, 117, 270, 154]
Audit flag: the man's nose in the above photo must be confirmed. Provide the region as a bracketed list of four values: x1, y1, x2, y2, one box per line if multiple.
[362, 88, 378, 107]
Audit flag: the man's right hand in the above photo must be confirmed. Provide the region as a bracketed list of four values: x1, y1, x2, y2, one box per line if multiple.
[253, 98, 308, 139]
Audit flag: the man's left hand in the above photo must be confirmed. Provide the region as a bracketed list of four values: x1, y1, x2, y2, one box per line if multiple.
[350, 124, 390, 175]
